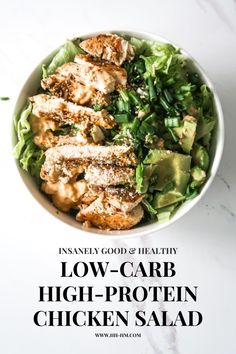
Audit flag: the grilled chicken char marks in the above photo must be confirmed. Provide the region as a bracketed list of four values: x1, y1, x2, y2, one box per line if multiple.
[40, 144, 138, 183]
[79, 34, 135, 66]
[45, 56, 127, 95]
[30, 94, 115, 129]
[41, 73, 110, 106]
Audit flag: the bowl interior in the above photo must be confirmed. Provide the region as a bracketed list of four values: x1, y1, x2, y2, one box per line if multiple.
[12, 30, 224, 238]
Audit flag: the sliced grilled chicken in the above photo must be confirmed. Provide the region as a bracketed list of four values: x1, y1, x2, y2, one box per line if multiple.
[30, 94, 115, 129]
[84, 164, 135, 186]
[79, 185, 143, 213]
[74, 54, 127, 93]
[41, 145, 138, 183]
[80, 34, 135, 66]
[101, 187, 143, 212]
[41, 74, 110, 106]
[76, 195, 143, 230]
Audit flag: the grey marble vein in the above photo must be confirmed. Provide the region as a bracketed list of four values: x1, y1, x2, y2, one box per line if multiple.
[118, 239, 179, 354]
[197, 0, 235, 31]
[217, 173, 231, 190]
[220, 204, 236, 218]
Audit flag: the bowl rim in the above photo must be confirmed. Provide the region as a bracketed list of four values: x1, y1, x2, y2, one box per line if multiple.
[12, 29, 225, 239]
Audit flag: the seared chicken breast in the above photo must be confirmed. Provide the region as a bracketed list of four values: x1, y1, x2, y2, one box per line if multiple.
[76, 195, 143, 230]
[41, 144, 138, 183]
[84, 164, 135, 186]
[41, 74, 110, 106]
[25, 34, 144, 230]
[80, 34, 135, 66]
[30, 94, 115, 129]
[74, 54, 127, 93]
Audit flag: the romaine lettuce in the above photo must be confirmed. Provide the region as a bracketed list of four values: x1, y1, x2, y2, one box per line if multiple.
[43, 40, 84, 77]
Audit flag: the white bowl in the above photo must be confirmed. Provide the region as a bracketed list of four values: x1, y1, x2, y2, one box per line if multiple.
[12, 30, 224, 238]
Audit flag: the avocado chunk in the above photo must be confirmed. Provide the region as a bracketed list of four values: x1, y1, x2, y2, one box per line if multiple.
[192, 144, 209, 171]
[190, 166, 206, 187]
[152, 191, 185, 208]
[174, 115, 197, 154]
[143, 149, 191, 194]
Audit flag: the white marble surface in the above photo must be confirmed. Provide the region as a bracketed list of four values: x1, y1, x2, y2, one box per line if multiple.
[0, 0, 236, 353]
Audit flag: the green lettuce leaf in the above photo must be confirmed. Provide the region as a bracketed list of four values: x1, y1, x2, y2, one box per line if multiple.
[13, 102, 45, 184]
[43, 40, 84, 77]
[13, 102, 32, 159]
[140, 43, 181, 77]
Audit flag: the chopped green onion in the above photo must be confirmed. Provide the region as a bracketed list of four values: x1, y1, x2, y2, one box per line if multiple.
[93, 104, 103, 111]
[0, 96, 9, 100]
[116, 98, 130, 112]
[168, 128, 179, 142]
[119, 90, 130, 102]
[114, 113, 130, 123]
[147, 77, 157, 101]
[128, 90, 143, 106]
[155, 79, 162, 94]
[160, 95, 171, 111]
[137, 121, 155, 139]
[131, 117, 140, 134]
[144, 112, 158, 124]
[164, 117, 180, 128]
[135, 59, 145, 74]
[163, 88, 173, 103]
[131, 117, 140, 133]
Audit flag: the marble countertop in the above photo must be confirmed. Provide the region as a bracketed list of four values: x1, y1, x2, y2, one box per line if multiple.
[0, 0, 235, 353]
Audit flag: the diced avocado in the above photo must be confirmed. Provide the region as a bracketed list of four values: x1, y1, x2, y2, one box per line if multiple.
[143, 149, 191, 194]
[157, 211, 172, 223]
[152, 191, 185, 208]
[190, 166, 206, 187]
[174, 115, 197, 153]
[192, 144, 209, 171]
[156, 203, 178, 223]
[175, 170, 191, 194]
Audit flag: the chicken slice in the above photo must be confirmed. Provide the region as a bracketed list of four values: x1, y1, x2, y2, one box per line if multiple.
[79, 185, 143, 212]
[41, 180, 87, 212]
[101, 187, 143, 212]
[30, 94, 115, 129]
[76, 195, 143, 230]
[84, 164, 135, 186]
[41, 144, 138, 183]
[79, 34, 135, 66]
[74, 54, 127, 93]
[41, 74, 110, 106]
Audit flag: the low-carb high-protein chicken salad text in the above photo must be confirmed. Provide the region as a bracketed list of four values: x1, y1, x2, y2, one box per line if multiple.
[13, 33, 216, 230]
